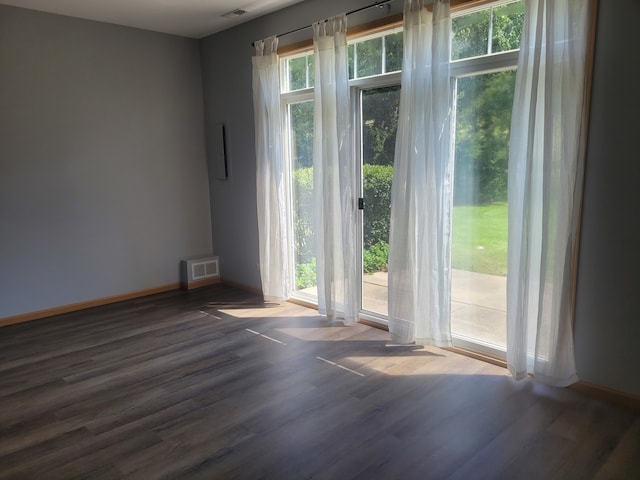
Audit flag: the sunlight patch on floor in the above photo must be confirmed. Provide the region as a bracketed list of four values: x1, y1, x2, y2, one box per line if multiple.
[275, 326, 371, 341]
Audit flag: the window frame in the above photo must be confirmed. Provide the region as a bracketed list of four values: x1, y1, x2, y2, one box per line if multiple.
[276, 0, 598, 367]
[448, 4, 522, 360]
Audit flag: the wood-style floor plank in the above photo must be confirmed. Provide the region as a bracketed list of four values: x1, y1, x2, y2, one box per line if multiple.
[0, 284, 638, 479]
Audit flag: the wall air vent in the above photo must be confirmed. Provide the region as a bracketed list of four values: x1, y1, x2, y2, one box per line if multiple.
[222, 9, 247, 19]
[181, 256, 220, 290]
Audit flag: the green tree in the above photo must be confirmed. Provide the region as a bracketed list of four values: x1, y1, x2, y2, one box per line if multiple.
[290, 101, 314, 169]
[454, 70, 516, 205]
[384, 32, 403, 73]
[452, 9, 490, 60]
[452, 1, 523, 205]
[362, 85, 400, 166]
[492, 2, 525, 53]
[355, 37, 383, 78]
[293, 167, 314, 264]
[286, 54, 313, 91]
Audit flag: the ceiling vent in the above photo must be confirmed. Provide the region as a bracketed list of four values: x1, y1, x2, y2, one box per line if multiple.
[222, 9, 247, 19]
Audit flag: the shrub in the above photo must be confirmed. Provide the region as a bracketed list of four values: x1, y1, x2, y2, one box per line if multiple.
[362, 164, 393, 249]
[295, 258, 316, 290]
[363, 242, 389, 273]
[293, 167, 314, 264]
[292, 164, 394, 275]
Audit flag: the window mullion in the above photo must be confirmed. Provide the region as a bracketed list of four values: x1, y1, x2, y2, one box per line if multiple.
[450, 50, 519, 78]
[354, 43, 359, 79]
[487, 6, 494, 55]
[382, 35, 387, 74]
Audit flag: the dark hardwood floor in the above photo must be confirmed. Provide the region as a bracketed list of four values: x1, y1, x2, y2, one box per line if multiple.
[0, 284, 638, 479]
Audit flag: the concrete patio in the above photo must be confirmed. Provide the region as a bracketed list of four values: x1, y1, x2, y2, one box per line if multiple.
[299, 269, 506, 348]
[362, 270, 506, 347]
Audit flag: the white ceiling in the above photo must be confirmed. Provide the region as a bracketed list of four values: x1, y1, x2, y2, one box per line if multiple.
[0, 0, 306, 38]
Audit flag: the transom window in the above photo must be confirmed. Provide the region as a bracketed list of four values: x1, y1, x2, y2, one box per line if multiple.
[452, 0, 524, 61]
[282, 52, 314, 92]
[281, 27, 404, 93]
[348, 28, 404, 79]
[281, 0, 523, 94]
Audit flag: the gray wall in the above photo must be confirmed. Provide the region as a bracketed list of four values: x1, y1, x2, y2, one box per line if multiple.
[201, 0, 640, 396]
[0, 5, 212, 318]
[573, 0, 640, 396]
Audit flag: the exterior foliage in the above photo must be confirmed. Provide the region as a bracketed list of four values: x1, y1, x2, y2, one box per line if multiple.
[362, 164, 393, 250]
[293, 165, 394, 287]
[452, 2, 523, 205]
[454, 70, 516, 205]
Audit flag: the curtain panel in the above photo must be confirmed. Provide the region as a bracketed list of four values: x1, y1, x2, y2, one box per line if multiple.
[252, 36, 291, 301]
[388, 0, 453, 346]
[507, 0, 590, 386]
[312, 15, 359, 323]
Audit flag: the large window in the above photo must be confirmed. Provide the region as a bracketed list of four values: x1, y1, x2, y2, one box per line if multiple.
[282, 0, 524, 357]
[449, 0, 523, 356]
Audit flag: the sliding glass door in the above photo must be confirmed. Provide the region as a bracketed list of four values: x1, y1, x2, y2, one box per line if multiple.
[359, 84, 401, 318]
[289, 99, 317, 300]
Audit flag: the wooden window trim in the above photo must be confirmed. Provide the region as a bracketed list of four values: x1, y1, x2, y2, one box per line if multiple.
[277, 0, 512, 56]
[278, 13, 403, 56]
[571, 0, 599, 325]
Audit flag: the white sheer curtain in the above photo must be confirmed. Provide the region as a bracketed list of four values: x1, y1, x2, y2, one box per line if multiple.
[252, 36, 291, 301]
[312, 15, 358, 324]
[507, 0, 590, 386]
[388, 0, 452, 346]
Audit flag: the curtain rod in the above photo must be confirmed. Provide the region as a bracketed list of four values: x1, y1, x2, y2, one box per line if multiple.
[253, 0, 396, 47]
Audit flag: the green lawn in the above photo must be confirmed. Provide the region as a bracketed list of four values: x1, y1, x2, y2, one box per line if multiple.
[452, 202, 508, 276]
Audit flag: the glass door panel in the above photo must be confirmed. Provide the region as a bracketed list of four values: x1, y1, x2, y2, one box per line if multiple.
[451, 70, 516, 350]
[289, 100, 316, 298]
[360, 85, 401, 316]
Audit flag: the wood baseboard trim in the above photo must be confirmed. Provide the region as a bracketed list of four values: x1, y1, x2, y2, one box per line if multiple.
[570, 381, 640, 412]
[442, 350, 640, 410]
[7, 282, 637, 412]
[220, 278, 263, 296]
[0, 283, 181, 328]
[182, 277, 221, 291]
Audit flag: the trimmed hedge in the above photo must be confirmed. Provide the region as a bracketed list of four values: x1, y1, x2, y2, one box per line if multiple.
[362, 164, 393, 250]
[292, 165, 393, 285]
